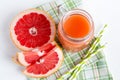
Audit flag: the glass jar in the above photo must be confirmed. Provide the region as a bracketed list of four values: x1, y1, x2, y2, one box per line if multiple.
[58, 9, 94, 52]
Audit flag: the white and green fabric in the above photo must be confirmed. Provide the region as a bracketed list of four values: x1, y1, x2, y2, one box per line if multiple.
[28, 0, 113, 80]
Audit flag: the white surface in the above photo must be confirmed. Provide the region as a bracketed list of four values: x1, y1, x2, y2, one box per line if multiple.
[0, 0, 120, 80]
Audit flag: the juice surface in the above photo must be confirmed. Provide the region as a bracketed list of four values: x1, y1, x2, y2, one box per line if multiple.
[63, 14, 90, 38]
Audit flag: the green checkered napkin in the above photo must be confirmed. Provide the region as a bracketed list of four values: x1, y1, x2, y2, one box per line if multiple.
[28, 0, 113, 80]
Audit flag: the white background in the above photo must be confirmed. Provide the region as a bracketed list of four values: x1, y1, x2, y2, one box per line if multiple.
[0, 0, 120, 80]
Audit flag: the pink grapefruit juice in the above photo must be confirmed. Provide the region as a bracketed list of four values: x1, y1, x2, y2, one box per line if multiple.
[58, 9, 94, 52]
[63, 14, 90, 38]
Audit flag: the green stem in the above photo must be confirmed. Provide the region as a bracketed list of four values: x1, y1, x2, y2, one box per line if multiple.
[69, 45, 105, 80]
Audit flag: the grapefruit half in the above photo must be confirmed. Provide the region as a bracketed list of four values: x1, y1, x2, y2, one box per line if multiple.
[14, 41, 63, 78]
[10, 9, 56, 51]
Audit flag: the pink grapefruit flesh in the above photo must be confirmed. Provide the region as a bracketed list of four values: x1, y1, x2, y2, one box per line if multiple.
[10, 9, 56, 51]
[16, 41, 63, 78]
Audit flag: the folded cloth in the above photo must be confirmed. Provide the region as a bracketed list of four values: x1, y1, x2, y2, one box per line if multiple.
[28, 0, 113, 80]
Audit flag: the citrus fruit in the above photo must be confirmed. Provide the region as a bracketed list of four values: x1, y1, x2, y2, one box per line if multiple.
[15, 41, 63, 78]
[10, 9, 56, 51]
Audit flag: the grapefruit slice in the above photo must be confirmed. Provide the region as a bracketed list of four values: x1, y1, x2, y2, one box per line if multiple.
[10, 9, 56, 51]
[15, 41, 63, 78]
[17, 41, 56, 66]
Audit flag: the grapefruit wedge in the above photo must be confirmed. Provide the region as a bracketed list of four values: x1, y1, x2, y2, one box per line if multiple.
[10, 9, 56, 51]
[14, 41, 63, 78]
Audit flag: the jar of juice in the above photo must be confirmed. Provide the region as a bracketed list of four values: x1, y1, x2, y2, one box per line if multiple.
[58, 9, 94, 52]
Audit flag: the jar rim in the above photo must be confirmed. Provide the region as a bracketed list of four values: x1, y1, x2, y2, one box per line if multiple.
[59, 9, 94, 42]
